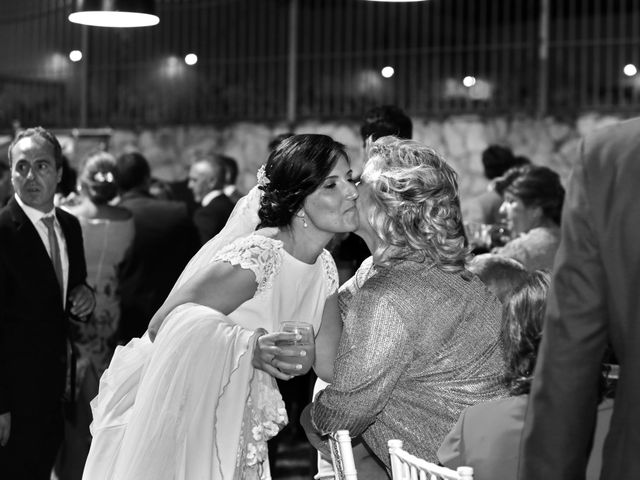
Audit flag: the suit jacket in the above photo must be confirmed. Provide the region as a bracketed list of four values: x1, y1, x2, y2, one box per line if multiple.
[520, 117, 640, 479]
[117, 190, 199, 342]
[439, 395, 614, 480]
[193, 194, 234, 245]
[0, 198, 88, 415]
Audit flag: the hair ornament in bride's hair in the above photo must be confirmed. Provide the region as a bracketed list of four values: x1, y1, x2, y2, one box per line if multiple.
[256, 164, 270, 189]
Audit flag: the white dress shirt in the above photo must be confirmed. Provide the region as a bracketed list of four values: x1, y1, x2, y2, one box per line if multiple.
[201, 189, 222, 207]
[14, 193, 69, 305]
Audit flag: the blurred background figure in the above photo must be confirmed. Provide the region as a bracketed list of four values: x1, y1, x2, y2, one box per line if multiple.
[220, 154, 242, 204]
[463, 145, 528, 226]
[54, 155, 78, 207]
[359, 104, 413, 149]
[57, 151, 134, 480]
[188, 153, 234, 245]
[438, 270, 613, 480]
[115, 151, 199, 343]
[330, 105, 413, 284]
[0, 161, 11, 206]
[467, 253, 528, 303]
[491, 165, 565, 271]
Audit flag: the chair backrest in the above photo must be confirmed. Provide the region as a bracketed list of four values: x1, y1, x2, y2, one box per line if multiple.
[388, 439, 473, 480]
[327, 430, 358, 480]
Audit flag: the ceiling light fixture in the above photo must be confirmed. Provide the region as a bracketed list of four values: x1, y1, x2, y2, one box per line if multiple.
[69, 0, 159, 28]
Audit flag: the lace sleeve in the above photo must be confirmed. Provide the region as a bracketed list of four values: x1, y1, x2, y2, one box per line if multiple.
[213, 236, 283, 294]
[320, 249, 339, 296]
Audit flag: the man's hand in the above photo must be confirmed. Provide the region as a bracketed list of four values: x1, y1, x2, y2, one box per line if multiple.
[0, 412, 10, 447]
[68, 284, 96, 319]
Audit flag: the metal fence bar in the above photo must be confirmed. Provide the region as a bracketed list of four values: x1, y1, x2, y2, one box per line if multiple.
[1, 0, 640, 127]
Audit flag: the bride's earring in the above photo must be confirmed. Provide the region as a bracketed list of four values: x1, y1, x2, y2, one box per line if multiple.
[297, 211, 308, 228]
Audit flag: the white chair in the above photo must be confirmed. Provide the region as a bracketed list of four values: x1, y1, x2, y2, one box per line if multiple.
[313, 430, 358, 480]
[388, 439, 473, 480]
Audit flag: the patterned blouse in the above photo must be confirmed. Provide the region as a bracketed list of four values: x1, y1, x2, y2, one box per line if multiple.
[311, 255, 508, 467]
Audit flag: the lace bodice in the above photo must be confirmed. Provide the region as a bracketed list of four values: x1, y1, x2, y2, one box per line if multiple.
[213, 234, 338, 333]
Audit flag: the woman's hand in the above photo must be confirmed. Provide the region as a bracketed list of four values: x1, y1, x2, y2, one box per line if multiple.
[252, 329, 305, 381]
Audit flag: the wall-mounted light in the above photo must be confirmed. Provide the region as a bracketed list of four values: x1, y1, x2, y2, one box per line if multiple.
[185, 53, 198, 66]
[69, 0, 159, 28]
[69, 50, 83, 62]
[381, 66, 395, 78]
[624, 64, 637, 77]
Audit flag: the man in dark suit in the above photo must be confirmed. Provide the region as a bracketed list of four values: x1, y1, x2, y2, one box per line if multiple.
[115, 152, 199, 343]
[221, 154, 243, 205]
[520, 117, 640, 479]
[0, 127, 95, 480]
[188, 154, 234, 245]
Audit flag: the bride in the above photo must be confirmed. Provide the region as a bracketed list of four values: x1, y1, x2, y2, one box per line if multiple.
[82, 134, 359, 480]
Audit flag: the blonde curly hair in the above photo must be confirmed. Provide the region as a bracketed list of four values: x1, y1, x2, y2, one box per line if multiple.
[363, 137, 469, 271]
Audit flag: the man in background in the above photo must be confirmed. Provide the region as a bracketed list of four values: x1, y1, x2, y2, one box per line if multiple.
[0, 161, 11, 206]
[520, 117, 640, 479]
[331, 105, 413, 279]
[0, 127, 95, 479]
[188, 154, 234, 245]
[116, 151, 199, 343]
[221, 154, 242, 204]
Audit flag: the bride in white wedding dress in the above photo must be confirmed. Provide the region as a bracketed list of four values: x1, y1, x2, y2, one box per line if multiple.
[82, 134, 359, 480]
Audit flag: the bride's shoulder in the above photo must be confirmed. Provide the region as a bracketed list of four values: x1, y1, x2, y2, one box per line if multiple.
[215, 230, 284, 267]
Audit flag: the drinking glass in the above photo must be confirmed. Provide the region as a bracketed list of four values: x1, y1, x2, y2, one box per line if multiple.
[275, 322, 315, 376]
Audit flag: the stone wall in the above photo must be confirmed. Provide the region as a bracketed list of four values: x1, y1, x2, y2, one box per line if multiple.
[103, 112, 627, 213]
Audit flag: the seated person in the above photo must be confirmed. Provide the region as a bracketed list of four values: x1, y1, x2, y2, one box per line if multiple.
[467, 253, 528, 303]
[491, 165, 565, 271]
[437, 271, 614, 480]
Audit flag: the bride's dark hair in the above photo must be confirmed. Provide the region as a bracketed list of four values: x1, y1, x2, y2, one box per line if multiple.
[257, 134, 347, 228]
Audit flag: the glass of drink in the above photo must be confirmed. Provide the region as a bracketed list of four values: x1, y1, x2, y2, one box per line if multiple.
[275, 322, 315, 376]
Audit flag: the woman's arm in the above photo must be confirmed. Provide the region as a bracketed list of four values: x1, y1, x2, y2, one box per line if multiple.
[147, 261, 257, 341]
[313, 293, 342, 383]
[311, 283, 411, 437]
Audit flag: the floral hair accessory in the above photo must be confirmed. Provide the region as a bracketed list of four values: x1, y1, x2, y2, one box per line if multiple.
[93, 171, 115, 183]
[256, 164, 270, 188]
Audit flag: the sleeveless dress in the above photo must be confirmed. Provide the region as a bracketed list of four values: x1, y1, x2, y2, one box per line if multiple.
[82, 234, 338, 480]
[76, 216, 135, 380]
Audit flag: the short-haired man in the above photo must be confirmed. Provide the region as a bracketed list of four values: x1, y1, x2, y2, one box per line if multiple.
[188, 154, 234, 245]
[115, 151, 199, 343]
[0, 127, 95, 479]
[220, 154, 242, 204]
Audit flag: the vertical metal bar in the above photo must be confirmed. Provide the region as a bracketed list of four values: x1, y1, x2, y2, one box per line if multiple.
[537, 0, 550, 118]
[80, 25, 88, 127]
[286, 0, 298, 127]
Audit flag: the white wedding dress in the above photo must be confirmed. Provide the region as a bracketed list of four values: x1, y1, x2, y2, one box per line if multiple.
[82, 233, 338, 480]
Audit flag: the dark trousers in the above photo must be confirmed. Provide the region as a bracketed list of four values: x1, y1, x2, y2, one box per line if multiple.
[0, 405, 64, 480]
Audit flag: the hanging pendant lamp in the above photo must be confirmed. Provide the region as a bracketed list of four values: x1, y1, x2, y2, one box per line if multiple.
[69, 0, 159, 28]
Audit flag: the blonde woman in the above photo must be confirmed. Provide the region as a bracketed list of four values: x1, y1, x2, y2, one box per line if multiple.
[309, 137, 507, 467]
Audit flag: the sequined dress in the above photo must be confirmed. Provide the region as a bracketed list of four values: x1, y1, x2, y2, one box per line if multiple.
[312, 256, 507, 467]
[83, 234, 338, 480]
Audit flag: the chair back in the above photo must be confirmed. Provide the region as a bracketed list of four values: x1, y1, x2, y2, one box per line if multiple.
[327, 430, 358, 480]
[388, 439, 473, 480]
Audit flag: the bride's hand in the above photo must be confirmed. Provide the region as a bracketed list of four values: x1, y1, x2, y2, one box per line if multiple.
[252, 329, 304, 381]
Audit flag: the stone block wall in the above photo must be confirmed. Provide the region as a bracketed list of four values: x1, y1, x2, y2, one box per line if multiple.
[104, 112, 628, 214]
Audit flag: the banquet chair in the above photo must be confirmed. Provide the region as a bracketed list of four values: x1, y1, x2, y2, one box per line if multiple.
[388, 439, 473, 480]
[313, 430, 358, 480]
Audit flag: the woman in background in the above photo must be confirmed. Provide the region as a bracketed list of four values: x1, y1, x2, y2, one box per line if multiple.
[58, 151, 134, 480]
[438, 271, 614, 480]
[491, 165, 564, 271]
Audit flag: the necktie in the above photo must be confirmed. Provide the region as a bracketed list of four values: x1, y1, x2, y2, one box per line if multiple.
[42, 216, 64, 299]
